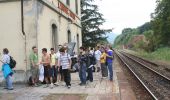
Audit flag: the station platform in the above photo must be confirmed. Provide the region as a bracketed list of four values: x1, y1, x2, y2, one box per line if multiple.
[0, 58, 136, 100]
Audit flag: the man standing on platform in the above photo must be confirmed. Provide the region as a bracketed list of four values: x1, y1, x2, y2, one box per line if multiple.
[29, 46, 39, 87]
[106, 46, 114, 81]
[94, 46, 101, 72]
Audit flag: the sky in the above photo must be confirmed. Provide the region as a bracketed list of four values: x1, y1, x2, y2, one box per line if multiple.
[94, 0, 157, 35]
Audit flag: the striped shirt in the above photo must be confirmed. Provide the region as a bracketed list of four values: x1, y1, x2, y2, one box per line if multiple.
[58, 53, 71, 69]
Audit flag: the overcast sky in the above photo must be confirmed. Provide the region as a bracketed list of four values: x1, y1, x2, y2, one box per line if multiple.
[94, 0, 157, 35]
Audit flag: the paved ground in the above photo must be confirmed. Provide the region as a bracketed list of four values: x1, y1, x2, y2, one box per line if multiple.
[0, 59, 136, 100]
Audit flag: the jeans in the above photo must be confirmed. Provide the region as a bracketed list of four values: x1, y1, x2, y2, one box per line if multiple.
[107, 62, 113, 81]
[6, 75, 13, 89]
[51, 65, 57, 81]
[87, 67, 93, 82]
[79, 63, 87, 84]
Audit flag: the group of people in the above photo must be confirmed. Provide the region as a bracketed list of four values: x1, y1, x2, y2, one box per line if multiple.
[30, 45, 72, 89]
[1, 44, 114, 90]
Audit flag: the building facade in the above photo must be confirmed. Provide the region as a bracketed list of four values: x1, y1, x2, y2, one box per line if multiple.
[0, 0, 82, 82]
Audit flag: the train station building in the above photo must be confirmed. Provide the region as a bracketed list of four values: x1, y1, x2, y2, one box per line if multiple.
[0, 0, 82, 82]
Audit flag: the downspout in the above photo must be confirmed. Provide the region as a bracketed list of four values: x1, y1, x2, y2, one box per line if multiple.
[21, 0, 28, 81]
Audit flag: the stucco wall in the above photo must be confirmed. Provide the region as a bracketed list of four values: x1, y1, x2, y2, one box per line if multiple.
[37, 1, 82, 55]
[0, 1, 26, 71]
[0, 0, 82, 83]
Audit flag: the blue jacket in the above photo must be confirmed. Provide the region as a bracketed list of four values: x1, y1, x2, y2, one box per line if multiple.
[1, 64, 13, 78]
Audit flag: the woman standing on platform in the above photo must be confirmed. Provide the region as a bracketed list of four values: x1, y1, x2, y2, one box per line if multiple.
[78, 47, 87, 86]
[1, 48, 14, 90]
[100, 47, 108, 78]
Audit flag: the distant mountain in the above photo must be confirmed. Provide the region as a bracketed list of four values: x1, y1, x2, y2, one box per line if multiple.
[106, 32, 118, 44]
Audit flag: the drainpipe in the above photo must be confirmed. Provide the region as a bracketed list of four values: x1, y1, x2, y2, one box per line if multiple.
[21, 0, 28, 81]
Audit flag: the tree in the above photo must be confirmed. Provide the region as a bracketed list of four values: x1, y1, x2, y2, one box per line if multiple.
[152, 0, 170, 47]
[81, 0, 111, 47]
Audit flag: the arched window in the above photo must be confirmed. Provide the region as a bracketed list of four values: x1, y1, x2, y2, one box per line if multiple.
[52, 24, 57, 50]
[77, 34, 80, 52]
[75, 0, 78, 14]
[66, 0, 70, 6]
[68, 30, 71, 43]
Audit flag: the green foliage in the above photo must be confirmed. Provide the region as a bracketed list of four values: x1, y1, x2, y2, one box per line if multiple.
[133, 40, 147, 51]
[81, 0, 111, 47]
[138, 22, 151, 34]
[138, 47, 170, 61]
[113, 22, 150, 48]
[114, 28, 139, 46]
[152, 0, 170, 47]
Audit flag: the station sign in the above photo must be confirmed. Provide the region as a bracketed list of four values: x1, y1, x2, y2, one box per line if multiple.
[58, 1, 76, 20]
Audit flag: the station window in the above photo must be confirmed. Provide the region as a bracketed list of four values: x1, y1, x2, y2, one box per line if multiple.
[52, 24, 58, 50]
[77, 34, 79, 53]
[68, 30, 71, 43]
[66, 0, 70, 6]
[75, 0, 78, 14]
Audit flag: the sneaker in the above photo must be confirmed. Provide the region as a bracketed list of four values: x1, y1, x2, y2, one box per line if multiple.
[103, 77, 107, 79]
[3, 87, 8, 89]
[7, 88, 14, 90]
[61, 82, 65, 86]
[50, 83, 53, 89]
[67, 85, 71, 89]
[43, 84, 48, 88]
[54, 82, 59, 86]
[34, 83, 38, 87]
[80, 83, 86, 86]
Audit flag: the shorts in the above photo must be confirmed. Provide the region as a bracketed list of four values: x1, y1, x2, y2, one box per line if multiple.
[31, 66, 39, 79]
[44, 65, 53, 77]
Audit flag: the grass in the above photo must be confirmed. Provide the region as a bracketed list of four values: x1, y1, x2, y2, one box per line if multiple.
[137, 47, 170, 62]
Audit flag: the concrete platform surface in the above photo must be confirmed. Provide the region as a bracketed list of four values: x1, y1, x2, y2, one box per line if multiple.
[0, 59, 136, 100]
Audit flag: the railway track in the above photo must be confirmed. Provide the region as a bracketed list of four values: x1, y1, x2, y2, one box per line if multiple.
[121, 51, 170, 79]
[115, 50, 170, 100]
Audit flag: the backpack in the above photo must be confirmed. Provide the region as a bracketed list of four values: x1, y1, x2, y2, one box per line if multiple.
[9, 56, 16, 69]
[28, 76, 34, 86]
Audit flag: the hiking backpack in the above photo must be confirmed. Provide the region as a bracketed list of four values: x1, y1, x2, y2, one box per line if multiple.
[9, 56, 16, 69]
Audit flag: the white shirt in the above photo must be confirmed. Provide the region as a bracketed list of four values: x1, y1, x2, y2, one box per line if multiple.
[95, 50, 101, 61]
[56, 51, 60, 59]
[58, 53, 71, 69]
[90, 50, 94, 55]
[2, 54, 10, 64]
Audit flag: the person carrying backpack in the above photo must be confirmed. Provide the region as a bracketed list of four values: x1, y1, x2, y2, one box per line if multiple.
[58, 47, 72, 89]
[1, 48, 14, 90]
[78, 46, 87, 86]
[86, 48, 94, 83]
